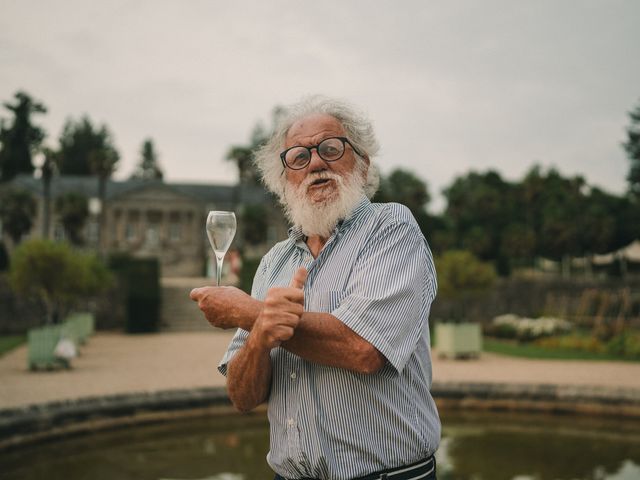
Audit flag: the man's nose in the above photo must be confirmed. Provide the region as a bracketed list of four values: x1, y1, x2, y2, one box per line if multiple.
[307, 148, 326, 172]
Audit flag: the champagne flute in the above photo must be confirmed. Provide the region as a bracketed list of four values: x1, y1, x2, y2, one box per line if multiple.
[206, 211, 237, 286]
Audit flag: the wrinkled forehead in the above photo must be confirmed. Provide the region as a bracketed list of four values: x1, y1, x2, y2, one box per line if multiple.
[285, 113, 346, 147]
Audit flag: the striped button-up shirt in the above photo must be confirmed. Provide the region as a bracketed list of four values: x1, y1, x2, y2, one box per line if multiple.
[219, 196, 440, 480]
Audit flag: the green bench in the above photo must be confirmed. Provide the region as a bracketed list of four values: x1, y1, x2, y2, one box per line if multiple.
[64, 312, 95, 345]
[27, 313, 95, 370]
[28, 325, 71, 370]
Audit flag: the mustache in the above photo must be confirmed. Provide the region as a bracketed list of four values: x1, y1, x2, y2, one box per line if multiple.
[300, 171, 342, 190]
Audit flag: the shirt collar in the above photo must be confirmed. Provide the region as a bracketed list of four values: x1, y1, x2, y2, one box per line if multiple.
[287, 194, 371, 242]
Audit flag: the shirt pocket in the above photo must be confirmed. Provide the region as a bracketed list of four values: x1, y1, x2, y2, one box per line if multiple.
[308, 290, 348, 314]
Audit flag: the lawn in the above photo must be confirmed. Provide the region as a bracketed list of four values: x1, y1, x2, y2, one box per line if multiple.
[483, 337, 639, 362]
[0, 335, 25, 357]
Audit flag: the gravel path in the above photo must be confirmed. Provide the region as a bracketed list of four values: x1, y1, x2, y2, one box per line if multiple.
[1, 331, 639, 410]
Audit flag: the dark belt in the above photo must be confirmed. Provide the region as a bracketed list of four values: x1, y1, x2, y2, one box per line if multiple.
[274, 454, 436, 480]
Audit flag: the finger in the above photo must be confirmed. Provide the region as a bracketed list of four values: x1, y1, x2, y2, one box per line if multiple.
[289, 267, 308, 290]
[189, 288, 201, 301]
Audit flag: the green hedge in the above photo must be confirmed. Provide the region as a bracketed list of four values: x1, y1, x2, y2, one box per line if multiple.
[239, 257, 262, 294]
[0, 241, 8, 272]
[109, 255, 161, 333]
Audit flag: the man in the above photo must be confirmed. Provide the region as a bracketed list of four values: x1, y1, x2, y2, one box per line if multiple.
[190, 96, 440, 480]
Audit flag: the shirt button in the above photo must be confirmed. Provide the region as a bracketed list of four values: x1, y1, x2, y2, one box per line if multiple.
[290, 372, 297, 379]
[287, 418, 295, 427]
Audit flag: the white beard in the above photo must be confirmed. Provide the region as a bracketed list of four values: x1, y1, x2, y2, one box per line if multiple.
[283, 167, 367, 239]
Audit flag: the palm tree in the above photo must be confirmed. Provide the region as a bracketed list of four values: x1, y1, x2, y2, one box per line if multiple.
[39, 147, 59, 239]
[89, 147, 119, 253]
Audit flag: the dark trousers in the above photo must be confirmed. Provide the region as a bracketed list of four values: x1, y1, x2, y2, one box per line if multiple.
[273, 454, 436, 480]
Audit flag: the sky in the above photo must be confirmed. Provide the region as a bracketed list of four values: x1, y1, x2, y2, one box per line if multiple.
[1, 0, 639, 212]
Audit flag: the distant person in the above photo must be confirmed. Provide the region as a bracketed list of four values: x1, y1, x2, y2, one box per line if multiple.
[191, 95, 440, 480]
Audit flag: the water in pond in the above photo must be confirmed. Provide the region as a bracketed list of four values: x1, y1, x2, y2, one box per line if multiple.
[1, 410, 639, 480]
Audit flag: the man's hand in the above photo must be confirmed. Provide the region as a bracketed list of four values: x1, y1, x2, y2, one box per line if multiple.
[250, 267, 307, 350]
[189, 286, 261, 330]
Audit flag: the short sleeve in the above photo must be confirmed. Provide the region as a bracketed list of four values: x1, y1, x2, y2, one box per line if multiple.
[331, 221, 436, 373]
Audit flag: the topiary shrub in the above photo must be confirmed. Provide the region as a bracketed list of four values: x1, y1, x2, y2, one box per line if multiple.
[436, 250, 497, 296]
[8, 239, 113, 324]
[434, 250, 497, 322]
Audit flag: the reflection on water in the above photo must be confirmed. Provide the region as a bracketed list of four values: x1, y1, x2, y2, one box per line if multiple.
[0, 413, 273, 480]
[0, 410, 639, 479]
[437, 411, 640, 480]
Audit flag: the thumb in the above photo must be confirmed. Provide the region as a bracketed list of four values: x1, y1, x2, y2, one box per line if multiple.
[289, 267, 308, 290]
[189, 288, 201, 301]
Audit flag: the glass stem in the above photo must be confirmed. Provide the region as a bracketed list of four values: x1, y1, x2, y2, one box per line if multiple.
[216, 256, 223, 286]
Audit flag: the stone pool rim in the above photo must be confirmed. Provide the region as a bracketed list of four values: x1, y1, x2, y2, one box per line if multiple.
[2, 381, 640, 450]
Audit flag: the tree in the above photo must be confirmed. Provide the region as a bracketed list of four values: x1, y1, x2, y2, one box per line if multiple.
[130, 138, 163, 180]
[623, 99, 640, 198]
[578, 188, 618, 255]
[226, 107, 285, 250]
[424, 215, 455, 255]
[499, 223, 536, 264]
[40, 146, 60, 239]
[373, 168, 440, 241]
[0, 91, 47, 182]
[226, 123, 269, 186]
[226, 106, 285, 186]
[58, 116, 119, 251]
[0, 188, 37, 245]
[375, 168, 431, 214]
[521, 167, 584, 261]
[443, 170, 513, 263]
[614, 196, 640, 248]
[9, 239, 113, 324]
[58, 116, 119, 176]
[91, 144, 119, 253]
[56, 192, 89, 245]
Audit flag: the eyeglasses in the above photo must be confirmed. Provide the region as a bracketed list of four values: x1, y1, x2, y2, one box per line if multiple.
[279, 137, 363, 170]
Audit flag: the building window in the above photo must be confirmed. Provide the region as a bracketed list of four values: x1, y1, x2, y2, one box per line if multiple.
[169, 223, 181, 242]
[111, 209, 121, 243]
[126, 223, 137, 242]
[111, 220, 119, 244]
[54, 223, 66, 242]
[87, 221, 99, 245]
[145, 225, 160, 248]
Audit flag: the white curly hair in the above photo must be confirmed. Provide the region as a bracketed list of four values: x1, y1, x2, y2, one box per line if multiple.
[253, 95, 381, 202]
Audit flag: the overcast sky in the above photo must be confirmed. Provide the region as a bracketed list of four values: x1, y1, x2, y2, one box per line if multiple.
[1, 0, 639, 211]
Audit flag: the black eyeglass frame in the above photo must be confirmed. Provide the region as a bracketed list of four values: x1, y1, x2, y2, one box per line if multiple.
[279, 136, 364, 170]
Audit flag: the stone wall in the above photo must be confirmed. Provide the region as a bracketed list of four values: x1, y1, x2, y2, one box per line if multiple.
[430, 276, 640, 327]
[2, 384, 639, 449]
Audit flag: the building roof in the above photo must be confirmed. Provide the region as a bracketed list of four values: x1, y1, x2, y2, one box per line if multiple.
[2, 174, 271, 205]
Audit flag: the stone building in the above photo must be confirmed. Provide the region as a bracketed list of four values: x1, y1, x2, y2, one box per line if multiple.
[1, 175, 288, 277]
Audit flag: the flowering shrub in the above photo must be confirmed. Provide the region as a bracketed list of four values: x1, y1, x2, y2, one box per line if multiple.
[536, 335, 605, 353]
[605, 331, 640, 359]
[490, 314, 573, 341]
[536, 331, 640, 360]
